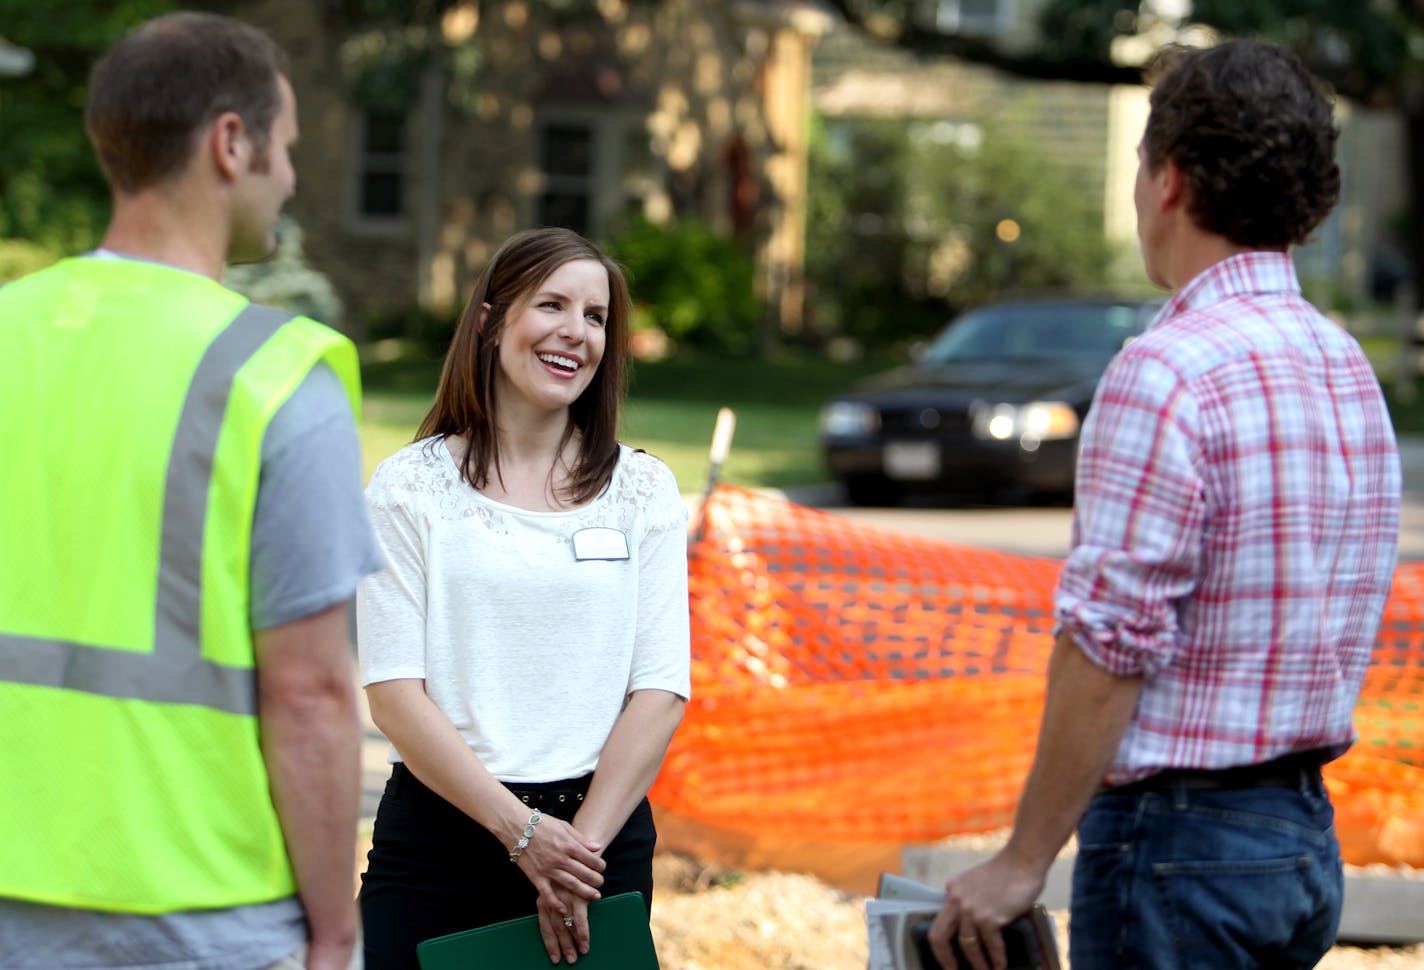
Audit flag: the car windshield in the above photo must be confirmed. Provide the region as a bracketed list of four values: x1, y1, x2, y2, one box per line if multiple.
[920, 303, 1143, 367]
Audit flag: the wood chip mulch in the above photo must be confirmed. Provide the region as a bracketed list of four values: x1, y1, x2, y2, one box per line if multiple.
[649, 853, 1424, 970]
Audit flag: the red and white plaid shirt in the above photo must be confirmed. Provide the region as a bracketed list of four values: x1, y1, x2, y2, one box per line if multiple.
[1055, 252, 1400, 785]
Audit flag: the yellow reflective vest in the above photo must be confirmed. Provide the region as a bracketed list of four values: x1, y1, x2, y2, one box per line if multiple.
[0, 256, 360, 913]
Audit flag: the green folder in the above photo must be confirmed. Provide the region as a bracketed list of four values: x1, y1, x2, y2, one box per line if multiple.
[415, 891, 659, 969]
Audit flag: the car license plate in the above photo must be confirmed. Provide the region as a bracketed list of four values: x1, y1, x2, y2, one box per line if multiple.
[883, 441, 939, 480]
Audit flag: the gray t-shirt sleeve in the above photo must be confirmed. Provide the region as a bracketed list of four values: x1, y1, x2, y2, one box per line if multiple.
[250, 362, 385, 630]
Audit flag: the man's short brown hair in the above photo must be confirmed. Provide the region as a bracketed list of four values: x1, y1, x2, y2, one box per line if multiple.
[84, 12, 290, 194]
[1143, 39, 1339, 249]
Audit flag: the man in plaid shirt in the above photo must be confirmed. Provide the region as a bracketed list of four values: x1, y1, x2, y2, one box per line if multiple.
[928, 40, 1401, 970]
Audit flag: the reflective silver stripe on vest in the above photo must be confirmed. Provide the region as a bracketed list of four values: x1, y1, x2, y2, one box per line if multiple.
[0, 303, 296, 715]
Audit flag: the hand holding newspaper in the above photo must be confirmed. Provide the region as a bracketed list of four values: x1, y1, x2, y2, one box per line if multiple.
[866, 873, 1061, 970]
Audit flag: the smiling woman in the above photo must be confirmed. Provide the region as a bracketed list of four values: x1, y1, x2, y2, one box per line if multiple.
[356, 227, 690, 969]
[491, 257, 609, 424]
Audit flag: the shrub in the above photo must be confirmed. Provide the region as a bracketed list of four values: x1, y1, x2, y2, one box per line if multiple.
[806, 115, 1115, 348]
[607, 216, 762, 356]
[363, 304, 461, 358]
[0, 239, 59, 284]
[223, 219, 344, 328]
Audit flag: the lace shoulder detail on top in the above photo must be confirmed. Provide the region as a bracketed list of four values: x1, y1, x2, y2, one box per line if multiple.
[614, 446, 687, 533]
[366, 437, 521, 533]
[364, 439, 684, 534]
[364, 437, 453, 510]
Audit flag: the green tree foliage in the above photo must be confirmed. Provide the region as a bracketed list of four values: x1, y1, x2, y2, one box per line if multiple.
[806, 115, 1113, 347]
[328, 0, 657, 113]
[0, 1, 175, 253]
[607, 216, 762, 356]
[1035, 1, 1422, 106]
[831, 0, 1424, 114]
[805, 118, 929, 346]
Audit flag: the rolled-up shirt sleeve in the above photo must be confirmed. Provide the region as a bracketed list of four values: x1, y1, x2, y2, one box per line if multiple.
[1054, 349, 1207, 678]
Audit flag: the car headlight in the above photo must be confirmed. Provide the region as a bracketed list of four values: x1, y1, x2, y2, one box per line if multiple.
[819, 401, 879, 436]
[1022, 402, 1079, 439]
[972, 403, 1018, 440]
[971, 401, 1078, 442]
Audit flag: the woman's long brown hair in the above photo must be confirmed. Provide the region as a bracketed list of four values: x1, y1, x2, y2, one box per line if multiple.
[415, 227, 632, 505]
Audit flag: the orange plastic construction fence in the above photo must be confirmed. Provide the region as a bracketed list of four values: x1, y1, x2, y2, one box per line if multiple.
[648, 485, 1424, 869]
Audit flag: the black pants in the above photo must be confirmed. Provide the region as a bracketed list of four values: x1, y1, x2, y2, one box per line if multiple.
[359, 763, 657, 970]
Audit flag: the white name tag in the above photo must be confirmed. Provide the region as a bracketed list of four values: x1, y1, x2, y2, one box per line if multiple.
[571, 527, 630, 561]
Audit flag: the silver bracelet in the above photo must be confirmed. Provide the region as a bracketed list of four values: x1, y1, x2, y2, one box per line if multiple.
[508, 807, 542, 863]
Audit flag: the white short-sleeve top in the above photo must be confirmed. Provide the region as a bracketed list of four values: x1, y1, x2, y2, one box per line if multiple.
[357, 438, 692, 783]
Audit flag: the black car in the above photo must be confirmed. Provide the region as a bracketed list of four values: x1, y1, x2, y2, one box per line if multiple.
[819, 297, 1160, 506]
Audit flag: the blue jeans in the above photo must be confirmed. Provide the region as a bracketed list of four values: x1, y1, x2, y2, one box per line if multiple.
[1070, 773, 1342, 969]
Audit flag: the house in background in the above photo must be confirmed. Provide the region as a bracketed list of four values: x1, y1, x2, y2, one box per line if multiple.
[225, 0, 835, 336]
[812, 22, 1113, 210]
[812, 5, 1130, 283]
[813, 0, 1407, 313]
[1100, 39, 1407, 312]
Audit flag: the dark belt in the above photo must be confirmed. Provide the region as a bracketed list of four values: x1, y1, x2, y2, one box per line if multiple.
[504, 773, 593, 809]
[1098, 748, 1329, 798]
[388, 762, 592, 812]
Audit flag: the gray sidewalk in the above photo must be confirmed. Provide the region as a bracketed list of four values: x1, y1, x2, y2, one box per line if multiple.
[356, 684, 391, 822]
[1400, 433, 1424, 491]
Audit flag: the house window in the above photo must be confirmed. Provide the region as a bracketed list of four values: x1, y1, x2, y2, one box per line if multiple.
[356, 110, 406, 220]
[933, 0, 1011, 36]
[538, 123, 595, 235]
[533, 110, 651, 239]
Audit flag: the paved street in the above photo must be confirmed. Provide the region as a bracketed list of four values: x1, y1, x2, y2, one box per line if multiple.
[788, 435, 1424, 561]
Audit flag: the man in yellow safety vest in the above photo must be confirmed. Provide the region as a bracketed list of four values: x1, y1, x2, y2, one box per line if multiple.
[0, 12, 383, 970]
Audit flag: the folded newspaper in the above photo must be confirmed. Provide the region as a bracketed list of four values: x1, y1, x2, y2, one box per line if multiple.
[866, 873, 1061, 970]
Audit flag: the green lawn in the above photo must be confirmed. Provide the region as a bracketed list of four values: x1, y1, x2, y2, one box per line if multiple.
[359, 342, 1424, 492]
[357, 351, 898, 491]
[622, 399, 825, 492]
[360, 390, 435, 482]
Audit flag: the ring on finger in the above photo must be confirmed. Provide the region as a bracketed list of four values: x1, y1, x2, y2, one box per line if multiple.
[563, 916, 575, 928]
[959, 934, 978, 945]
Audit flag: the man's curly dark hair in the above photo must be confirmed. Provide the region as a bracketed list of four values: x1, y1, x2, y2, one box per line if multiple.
[1143, 40, 1339, 249]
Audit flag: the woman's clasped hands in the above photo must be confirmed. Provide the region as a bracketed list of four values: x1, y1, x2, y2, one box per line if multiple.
[510, 810, 605, 964]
